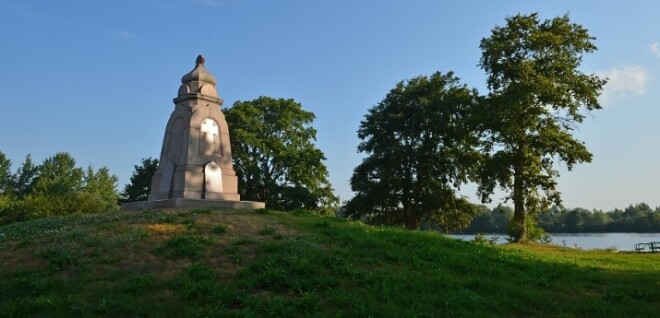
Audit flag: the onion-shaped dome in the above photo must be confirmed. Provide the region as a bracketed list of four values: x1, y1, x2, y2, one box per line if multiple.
[177, 54, 220, 98]
[181, 55, 217, 85]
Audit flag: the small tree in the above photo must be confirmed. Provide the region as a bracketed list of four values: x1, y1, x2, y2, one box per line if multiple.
[122, 157, 159, 202]
[0, 152, 13, 222]
[0, 151, 12, 195]
[225, 96, 338, 210]
[84, 166, 119, 212]
[346, 72, 481, 231]
[477, 13, 606, 242]
[12, 154, 39, 198]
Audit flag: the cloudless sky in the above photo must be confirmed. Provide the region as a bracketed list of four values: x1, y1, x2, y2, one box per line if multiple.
[1, 0, 659, 211]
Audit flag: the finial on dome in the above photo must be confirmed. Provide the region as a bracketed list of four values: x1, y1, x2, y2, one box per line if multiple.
[196, 55, 205, 66]
[181, 54, 217, 86]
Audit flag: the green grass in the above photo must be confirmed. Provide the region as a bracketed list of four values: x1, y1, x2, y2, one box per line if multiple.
[0, 209, 658, 317]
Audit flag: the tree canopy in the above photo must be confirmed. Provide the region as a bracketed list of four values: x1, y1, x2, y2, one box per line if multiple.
[122, 157, 159, 202]
[33, 152, 84, 196]
[345, 72, 481, 231]
[83, 166, 119, 212]
[476, 13, 606, 242]
[225, 96, 338, 211]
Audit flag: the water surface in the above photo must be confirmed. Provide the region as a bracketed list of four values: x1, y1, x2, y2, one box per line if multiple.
[448, 233, 660, 251]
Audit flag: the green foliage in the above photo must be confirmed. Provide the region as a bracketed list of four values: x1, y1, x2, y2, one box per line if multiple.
[0, 152, 119, 224]
[0, 152, 15, 224]
[122, 157, 158, 202]
[154, 234, 210, 259]
[543, 204, 660, 233]
[507, 215, 551, 243]
[472, 232, 499, 245]
[36, 247, 80, 270]
[0, 195, 14, 224]
[13, 192, 86, 220]
[225, 96, 338, 211]
[255, 208, 274, 215]
[257, 226, 278, 236]
[463, 203, 660, 234]
[476, 13, 606, 242]
[12, 154, 39, 198]
[211, 224, 227, 235]
[346, 72, 481, 231]
[175, 263, 223, 302]
[83, 166, 119, 212]
[123, 275, 156, 294]
[0, 151, 12, 195]
[33, 152, 84, 195]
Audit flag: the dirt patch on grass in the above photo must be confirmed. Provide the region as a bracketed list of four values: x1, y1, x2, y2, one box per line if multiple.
[0, 245, 49, 272]
[191, 212, 299, 237]
[144, 223, 187, 234]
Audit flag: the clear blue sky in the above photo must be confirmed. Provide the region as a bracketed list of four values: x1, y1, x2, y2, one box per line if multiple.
[1, 0, 659, 211]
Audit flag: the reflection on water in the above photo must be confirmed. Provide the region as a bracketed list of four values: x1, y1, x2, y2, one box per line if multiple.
[448, 233, 660, 251]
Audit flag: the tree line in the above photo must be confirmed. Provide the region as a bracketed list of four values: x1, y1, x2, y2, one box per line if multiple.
[464, 203, 660, 234]
[0, 152, 117, 224]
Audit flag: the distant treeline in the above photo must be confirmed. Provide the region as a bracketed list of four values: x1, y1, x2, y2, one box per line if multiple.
[463, 203, 660, 234]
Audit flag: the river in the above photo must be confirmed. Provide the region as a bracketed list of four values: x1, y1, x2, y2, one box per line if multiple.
[448, 233, 660, 251]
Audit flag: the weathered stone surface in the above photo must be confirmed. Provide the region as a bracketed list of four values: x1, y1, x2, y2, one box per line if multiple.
[122, 55, 263, 211]
[148, 55, 239, 202]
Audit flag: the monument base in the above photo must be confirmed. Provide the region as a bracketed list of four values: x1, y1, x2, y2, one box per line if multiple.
[121, 198, 265, 211]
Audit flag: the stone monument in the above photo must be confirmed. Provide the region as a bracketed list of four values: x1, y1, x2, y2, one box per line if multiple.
[122, 55, 264, 210]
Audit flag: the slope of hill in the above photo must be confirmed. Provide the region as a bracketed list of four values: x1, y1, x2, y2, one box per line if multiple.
[0, 208, 658, 317]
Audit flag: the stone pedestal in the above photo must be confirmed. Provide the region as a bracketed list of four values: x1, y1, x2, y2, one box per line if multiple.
[122, 55, 264, 211]
[121, 198, 264, 210]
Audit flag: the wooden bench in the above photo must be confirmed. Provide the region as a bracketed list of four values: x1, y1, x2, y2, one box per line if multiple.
[634, 242, 660, 252]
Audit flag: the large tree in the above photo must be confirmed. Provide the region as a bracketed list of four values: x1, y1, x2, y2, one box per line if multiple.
[225, 96, 338, 210]
[345, 72, 481, 231]
[122, 157, 159, 202]
[477, 13, 606, 242]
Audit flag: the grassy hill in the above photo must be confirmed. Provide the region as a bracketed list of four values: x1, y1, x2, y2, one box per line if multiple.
[0, 208, 658, 317]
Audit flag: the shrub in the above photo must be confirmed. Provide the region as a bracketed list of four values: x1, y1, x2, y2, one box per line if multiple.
[9, 193, 118, 222]
[0, 195, 16, 224]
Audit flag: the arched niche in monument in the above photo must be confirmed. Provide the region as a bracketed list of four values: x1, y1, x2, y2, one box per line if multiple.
[204, 161, 223, 196]
[199, 118, 221, 156]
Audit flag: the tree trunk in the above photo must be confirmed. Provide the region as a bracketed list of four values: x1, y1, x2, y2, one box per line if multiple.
[401, 203, 419, 230]
[512, 168, 527, 243]
[405, 217, 419, 230]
